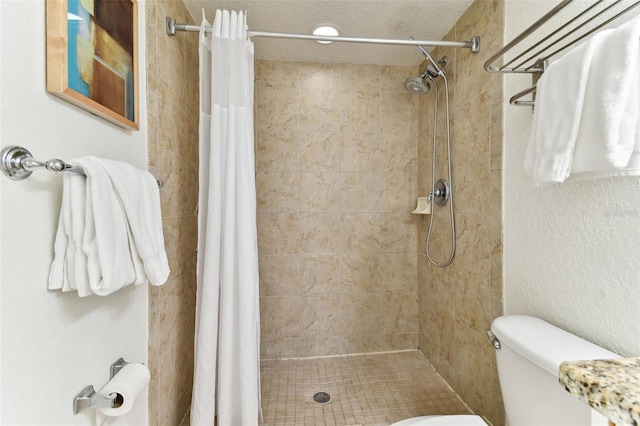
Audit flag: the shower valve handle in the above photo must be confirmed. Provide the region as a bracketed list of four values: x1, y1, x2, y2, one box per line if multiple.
[432, 178, 450, 207]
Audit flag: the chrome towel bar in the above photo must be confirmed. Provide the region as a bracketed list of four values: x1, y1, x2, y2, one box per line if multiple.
[0, 146, 164, 188]
[486, 0, 640, 106]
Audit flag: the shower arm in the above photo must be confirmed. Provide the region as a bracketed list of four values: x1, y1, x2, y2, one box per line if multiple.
[410, 37, 445, 76]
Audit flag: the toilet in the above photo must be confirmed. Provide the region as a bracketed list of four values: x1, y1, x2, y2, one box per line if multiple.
[392, 315, 620, 425]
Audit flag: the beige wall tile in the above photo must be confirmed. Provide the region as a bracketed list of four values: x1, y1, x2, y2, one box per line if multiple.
[259, 254, 300, 297]
[260, 296, 300, 339]
[379, 252, 418, 293]
[339, 335, 382, 354]
[261, 337, 299, 359]
[340, 131, 380, 173]
[381, 92, 418, 137]
[340, 294, 381, 336]
[381, 65, 417, 93]
[381, 132, 418, 173]
[299, 295, 341, 337]
[256, 59, 298, 90]
[380, 171, 418, 213]
[300, 89, 341, 131]
[256, 172, 300, 213]
[453, 268, 491, 334]
[256, 58, 426, 358]
[381, 292, 419, 335]
[380, 333, 419, 351]
[300, 172, 340, 213]
[339, 253, 380, 294]
[299, 254, 340, 295]
[341, 64, 381, 93]
[417, 1, 505, 424]
[340, 213, 382, 253]
[379, 213, 416, 253]
[147, 3, 198, 425]
[256, 130, 299, 172]
[257, 213, 301, 255]
[298, 336, 341, 357]
[341, 92, 381, 133]
[299, 213, 342, 254]
[455, 214, 490, 277]
[340, 173, 381, 212]
[300, 62, 341, 89]
[299, 131, 341, 172]
[256, 87, 299, 132]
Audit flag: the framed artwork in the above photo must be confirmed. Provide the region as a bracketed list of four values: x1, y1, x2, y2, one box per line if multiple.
[46, 0, 139, 130]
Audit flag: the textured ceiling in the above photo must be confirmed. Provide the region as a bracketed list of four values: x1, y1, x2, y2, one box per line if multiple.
[181, 0, 474, 66]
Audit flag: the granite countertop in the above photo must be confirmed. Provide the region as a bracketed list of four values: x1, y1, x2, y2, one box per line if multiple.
[559, 357, 640, 426]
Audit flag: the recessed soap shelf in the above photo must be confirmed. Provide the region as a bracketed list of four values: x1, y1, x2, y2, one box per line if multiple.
[411, 194, 432, 215]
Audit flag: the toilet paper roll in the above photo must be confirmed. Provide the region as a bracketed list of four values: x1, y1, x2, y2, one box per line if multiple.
[97, 363, 150, 417]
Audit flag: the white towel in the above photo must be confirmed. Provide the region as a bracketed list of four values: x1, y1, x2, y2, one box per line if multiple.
[525, 15, 640, 185]
[49, 171, 94, 296]
[86, 157, 170, 287]
[48, 157, 169, 296]
[524, 30, 609, 185]
[571, 15, 640, 176]
[78, 158, 147, 296]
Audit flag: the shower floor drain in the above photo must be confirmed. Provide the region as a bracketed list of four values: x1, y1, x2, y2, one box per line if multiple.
[313, 391, 331, 404]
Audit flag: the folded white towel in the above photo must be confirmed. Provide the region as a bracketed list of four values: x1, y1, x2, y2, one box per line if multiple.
[48, 157, 169, 296]
[86, 157, 170, 287]
[572, 15, 640, 176]
[49, 172, 94, 296]
[524, 30, 609, 185]
[77, 158, 146, 296]
[525, 15, 640, 185]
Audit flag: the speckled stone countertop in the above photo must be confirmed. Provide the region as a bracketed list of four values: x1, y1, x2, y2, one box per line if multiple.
[559, 357, 640, 426]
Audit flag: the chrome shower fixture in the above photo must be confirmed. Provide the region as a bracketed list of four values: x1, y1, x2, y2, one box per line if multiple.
[409, 36, 447, 76]
[404, 73, 431, 94]
[403, 56, 447, 95]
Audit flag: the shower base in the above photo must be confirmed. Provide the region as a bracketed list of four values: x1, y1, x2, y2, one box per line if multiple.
[259, 350, 470, 425]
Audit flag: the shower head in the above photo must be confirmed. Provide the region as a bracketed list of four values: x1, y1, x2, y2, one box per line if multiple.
[404, 75, 431, 94]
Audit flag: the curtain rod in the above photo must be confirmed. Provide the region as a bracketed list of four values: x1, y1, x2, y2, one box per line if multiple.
[165, 17, 480, 53]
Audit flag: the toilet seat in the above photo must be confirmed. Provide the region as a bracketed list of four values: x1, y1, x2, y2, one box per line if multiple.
[391, 415, 488, 426]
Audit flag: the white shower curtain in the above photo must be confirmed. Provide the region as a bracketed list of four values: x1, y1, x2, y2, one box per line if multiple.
[191, 10, 260, 426]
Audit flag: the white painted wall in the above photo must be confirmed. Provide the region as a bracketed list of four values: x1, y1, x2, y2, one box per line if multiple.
[1, 1, 149, 424]
[504, 0, 640, 357]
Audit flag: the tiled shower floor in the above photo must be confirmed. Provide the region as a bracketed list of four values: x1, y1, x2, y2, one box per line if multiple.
[259, 350, 471, 426]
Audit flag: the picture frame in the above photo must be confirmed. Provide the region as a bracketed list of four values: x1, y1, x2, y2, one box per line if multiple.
[46, 0, 139, 130]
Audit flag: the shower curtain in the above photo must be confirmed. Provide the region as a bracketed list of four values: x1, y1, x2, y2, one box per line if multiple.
[191, 10, 260, 426]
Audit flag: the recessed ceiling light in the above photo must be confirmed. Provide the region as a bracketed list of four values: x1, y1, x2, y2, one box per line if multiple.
[313, 25, 340, 44]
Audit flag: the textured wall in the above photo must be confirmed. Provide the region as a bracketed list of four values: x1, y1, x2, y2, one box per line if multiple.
[256, 61, 421, 358]
[146, 1, 199, 425]
[504, 0, 640, 357]
[417, 1, 505, 424]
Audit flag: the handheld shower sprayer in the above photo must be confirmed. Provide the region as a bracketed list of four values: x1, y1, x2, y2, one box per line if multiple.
[409, 36, 445, 77]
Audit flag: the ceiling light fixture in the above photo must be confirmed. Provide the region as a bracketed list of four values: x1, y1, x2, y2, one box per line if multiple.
[312, 25, 340, 44]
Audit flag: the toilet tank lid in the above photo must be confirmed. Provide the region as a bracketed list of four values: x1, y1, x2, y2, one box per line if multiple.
[490, 315, 620, 376]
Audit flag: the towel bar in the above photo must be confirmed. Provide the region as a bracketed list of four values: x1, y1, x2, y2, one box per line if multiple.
[485, 0, 640, 106]
[0, 146, 164, 188]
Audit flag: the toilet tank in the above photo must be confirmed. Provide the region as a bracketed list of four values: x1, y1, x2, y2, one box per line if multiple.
[490, 315, 620, 426]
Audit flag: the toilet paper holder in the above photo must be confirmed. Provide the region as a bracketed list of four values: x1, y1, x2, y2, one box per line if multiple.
[72, 357, 129, 414]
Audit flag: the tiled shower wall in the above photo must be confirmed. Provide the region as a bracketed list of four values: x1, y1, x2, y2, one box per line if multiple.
[146, 1, 199, 425]
[417, 0, 505, 425]
[256, 61, 421, 359]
